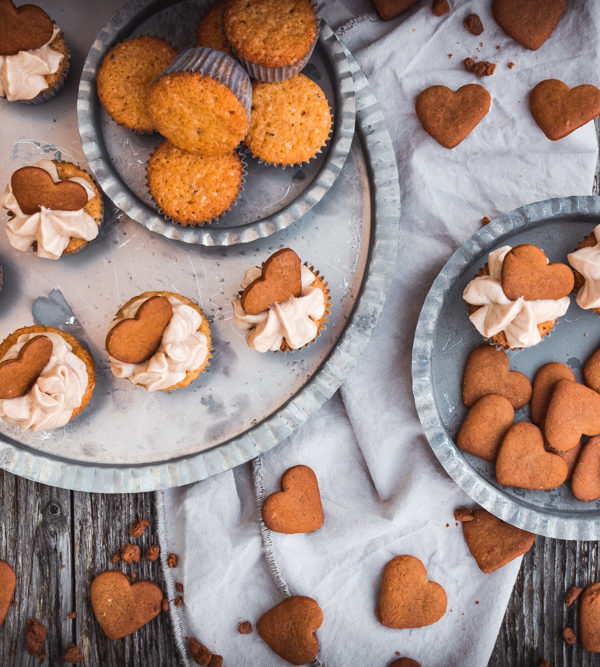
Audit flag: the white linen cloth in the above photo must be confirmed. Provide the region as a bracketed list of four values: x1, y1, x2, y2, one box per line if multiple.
[159, 1, 600, 664]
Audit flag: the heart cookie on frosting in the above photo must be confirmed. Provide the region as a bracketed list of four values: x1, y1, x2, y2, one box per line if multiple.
[0, 335, 52, 399]
[241, 248, 302, 315]
[0, 1, 54, 56]
[11, 167, 89, 215]
[501, 244, 574, 300]
[492, 0, 566, 50]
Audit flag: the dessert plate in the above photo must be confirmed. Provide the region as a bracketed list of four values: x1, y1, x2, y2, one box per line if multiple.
[77, 0, 356, 246]
[413, 196, 600, 540]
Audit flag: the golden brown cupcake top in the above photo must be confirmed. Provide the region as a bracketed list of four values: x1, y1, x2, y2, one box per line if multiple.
[195, 3, 233, 57]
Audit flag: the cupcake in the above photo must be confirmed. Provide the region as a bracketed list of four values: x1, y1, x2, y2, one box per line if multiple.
[1, 159, 103, 260]
[196, 2, 233, 57]
[146, 47, 251, 155]
[462, 244, 573, 349]
[105, 291, 212, 392]
[96, 36, 177, 133]
[232, 248, 329, 353]
[0, 0, 70, 103]
[0, 325, 95, 431]
[245, 74, 332, 166]
[147, 141, 244, 225]
[568, 224, 600, 313]
[223, 0, 318, 82]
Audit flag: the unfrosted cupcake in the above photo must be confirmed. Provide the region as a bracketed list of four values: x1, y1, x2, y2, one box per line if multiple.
[105, 291, 212, 392]
[1, 159, 102, 260]
[0, 1, 70, 103]
[232, 248, 329, 353]
[196, 2, 233, 57]
[223, 0, 318, 81]
[568, 224, 600, 314]
[96, 36, 177, 132]
[245, 74, 331, 166]
[0, 325, 95, 432]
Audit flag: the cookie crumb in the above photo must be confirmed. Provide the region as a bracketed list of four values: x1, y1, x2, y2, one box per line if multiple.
[238, 620, 252, 634]
[11, 600, 17, 606]
[539, 661, 551, 667]
[445, 523, 450, 527]
[481, 216, 491, 225]
[175, 582, 184, 593]
[162, 599, 169, 612]
[565, 586, 583, 606]
[431, 0, 450, 16]
[66, 611, 76, 619]
[168, 552, 178, 568]
[475, 600, 480, 604]
[110, 552, 121, 564]
[25, 619, 47, 657]
[447, 53, 452, 58]
[563, 627, 577, 645]
[454, 507, 474, 522]
[120, 543, 141, 564]
[131, 573, 137, 580]
[496, 44, 500, 49]
[145, 545, 160, 561]
[175, 596, 183, 607]
[209, 655, 223, 667]
[508, 61, 515, 69]
[189, 638, 212, 665]
[62, 643, 83, 664]
[464, 57, 495, 77]
[39, 652, 47, 660]
[130, 518, 150, 538]
[463, 13, 483, 35]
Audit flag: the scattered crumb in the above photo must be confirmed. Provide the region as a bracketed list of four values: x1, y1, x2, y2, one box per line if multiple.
[11, 600, 17, 606]
[475, 600, 480, 605]
[175, 582, 184, 593]
[539, 661, 551, 667]
[447, 53, 453, 58]
[130, 518, 150, 538]
[396, 651, 401, 656]
[110, 552, 121, 564]
[66, 612, 76, 619]
[145, 545, 160, 561]
[189, 638, 212, 665]
[496, 44, 500, 49]
[464, 57, 495, 76]
[39, 652, 47, 660]
[445, 523, 450, 527]
[168, 553, 179, 568]
[209, 655, 223, 667]
[454, 508, 474, 522]
[131, 573, 137, 580]
[412, 28, 416, 32]
[121, 544, 141, 564]
[432, 0, 450, 16]
[162, 599, 169, 612]
[62, 643, 83, 664]
[563, 627, 577, 645]
[450, 608, 454, 612]
[565, 586, 583, 606]
[508, 61, 515, 69]
[463, 13, 483, 35]
[238, 621, 252, 634]
[25, 619, 47, 657]
[175, 596, 184, 607]
[481, 216, 491, 225]
[61, 564, 66, 569]
[479, 41, 483, 47]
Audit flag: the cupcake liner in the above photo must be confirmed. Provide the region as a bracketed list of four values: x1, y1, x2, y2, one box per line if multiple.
[24, 31, 71, 105]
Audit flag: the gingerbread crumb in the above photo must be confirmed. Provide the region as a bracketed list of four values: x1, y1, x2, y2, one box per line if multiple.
[11, 600, 17, 606]
[209, 655, 223, 667]
[189, 638, 212, 665]
[463, 57, 495, 76]
[39, 652, 47, 660]
[25, 619, 47, 657]
[175, 582, 184, 593]
[563, 627, 577, 645]
[539, 661, 551, 667]
[238, 620, 252, 634]
[396, 651, 401, 656]
[129, 518, 150, 538]
[162, 598, 169, 612]
[66, 611, 76, 619]
[475, 600, 480, 604]
[431, 0, 450, 16]
[62, 643, 83, 664]
[120, 543, 141, 564]
[145, 545, 160, 561]
[110, 552, 121, 564]
[481, 216, 491, 225]
[445, 523, 450, 527]
[508, 61, 515, 69]
[131, 573, 137, 580]
[447, 53, 452, 58]
[175, 596, 183, 607]
[564, 586, 583, 606]
[454, 508, 474, 522]
[496, 44, 500, 49]
[167, 552, 178, 568]
[463, 13, 483, 35]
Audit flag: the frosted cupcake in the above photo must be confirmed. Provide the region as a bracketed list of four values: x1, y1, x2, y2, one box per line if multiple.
[232, 248, 329, 352]
[568, 224, 600, 314]
[0, 1, 70, 103]
[105, 291, 212, 392]
[463, 244, 572, 349]
[0, 325, 95, 432]
[1, 159, 102, 260]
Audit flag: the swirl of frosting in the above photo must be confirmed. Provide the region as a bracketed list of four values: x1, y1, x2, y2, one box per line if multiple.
[109, 296, 210, 392]
[463, 246, 570, 349]
[568, 224, 600, 309]
[0, 26, 63, 101]
[0, 332, 88, 432]
[1, 159, 98, 260]
[232, 264, 326, 352]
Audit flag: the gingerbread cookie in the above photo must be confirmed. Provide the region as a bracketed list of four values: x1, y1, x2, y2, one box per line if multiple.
[492, 0, 566, 50]
[262, 465, 323, 534]
[241, 249, 302, 315]
[0, 1, 53, 56]
[0, 335, 52, 399]
[457, 394, 514, 462]
[370, 0, 420, 21]
[415, 84, 491, 149]
[530, 362, 575, 425]
[458, 508, 535, 573]
[11, 166, 88, 215]
[548, 440, 582, 481]
[390, 660, 421, 667]
[530, 80, 600, 141]
[501, 245, 574, 301]
[462, 345, 532, 409]
[256, 596, 322, 665]
[583, 344, 600, 393]
[580, 582, 600, 652]
[0, 561, 16, 626]
[544, 379, 600, 451]
[571, 436, 600, 502]
[377, 555, 447, 629]
[496, 422, 568, 490]
[90, 571, 164, 640]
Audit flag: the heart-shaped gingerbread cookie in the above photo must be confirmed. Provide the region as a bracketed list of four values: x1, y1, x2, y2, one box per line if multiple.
[11, 167, 89, 215]
[571, 436, 600, 502]
[462, 345, 532, 409]
[501, 244, 574, 300]
[457, 394, 514, 462]
[106, 296, 173, 364]
[583, 344, 600, 393]
[531, 362, 575, 425]
[241, 248, 302, 315]
[548, 440, 582, 481]
[90, 571, 163, 640]
[0, 561, 16, 626]
[262, 465, 323, 534]
[530, 80, 600, 141]
[0, 1, 54, 56]
[492, 0, 566, 50]
[256, 596, 322, 665]
[378, 555, 447, 629]
[580, 582, 600, 652]
[391, 659, 421, 667]
[415, 84, 491, 149]
[459, 508, 535, 573]
[496, 422, 568, 489]
[545, 379, 600, 451]
[0, 335, 52, 400]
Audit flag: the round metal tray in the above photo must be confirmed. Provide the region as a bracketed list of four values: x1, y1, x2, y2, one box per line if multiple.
[413, 196, 600, 540]
[77, 0, 356, 246]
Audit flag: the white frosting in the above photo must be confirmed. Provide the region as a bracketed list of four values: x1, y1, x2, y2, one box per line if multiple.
[0, 25, 63, 101]
[1, 159, 98, 260]
[232, 264, 326, 353]
[0, 331, 88, 432]
[109, 296, 210, 392]
[568, 224, 600, 309]
[463, 245, 570, 349]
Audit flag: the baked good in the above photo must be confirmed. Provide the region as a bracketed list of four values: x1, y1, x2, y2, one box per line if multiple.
[370, 0, 419, 20]
[580, 583, 600, 652]
[390, 659, 421, 667]
[147, 141, 244, 225]
[96, 36, 176, 132]
[464, 14, 484, 35]
[256, 596, 322, 665]
[1, 159, 102, 260]
[568, 224, 600, 313]
[147, 47, 251, 155]
[492, 0, 566, 50]
[462, 244, 572, 349]
[529, 79, 600, 141]
[544, 379, 600, 451]
[571, 436, 600, 502]
[223, 0, 318, 82]
[232, 248, 329, 353]
[106, 291, 211, 392]
[377, 555, 447, 629]
[530, 362, 575, 425]
[0, 0, 70, 103]
[584, 344, 600, 393]
[0, 325, 95, 431]
[245, 74, 331, 166]
[432, 0, 450, 17]
[548, 439, 581, 481]
[0, 561, 16, 626]
[456, 394, 514, 462]
[262, 465, 323, 534]
[195, 2, 232, 57]
[415, 84, 491, 149]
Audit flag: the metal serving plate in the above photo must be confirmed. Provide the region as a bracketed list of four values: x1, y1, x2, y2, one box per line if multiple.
[413, 196, 600, 540]
[78, 0, 356, 246]
[0, 2, 399, 493]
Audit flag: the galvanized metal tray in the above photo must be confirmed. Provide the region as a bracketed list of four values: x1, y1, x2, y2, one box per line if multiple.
[77, 0, 356, 246]
[413, 196, 600, 540]
[0, 1, 399, 493]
